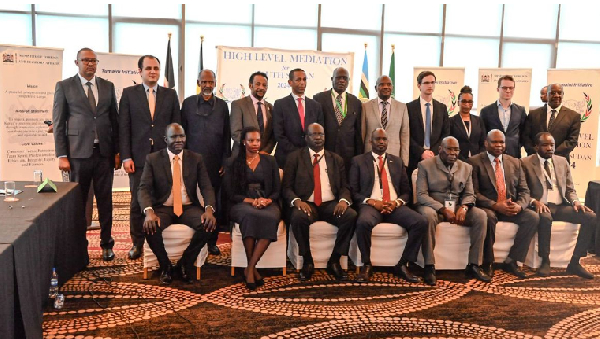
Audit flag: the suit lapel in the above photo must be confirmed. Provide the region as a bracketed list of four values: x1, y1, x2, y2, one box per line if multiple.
[531, 155, 545, 193]
[482, 153, 498, 192]
[72, 75, 94, 114]
[502, 157, 513, 197]
[412, 100, 425, 132]
[324, 151, 335, 185]
[243, 96, 255, 117]
[365, 154, 376, 191]
[136, 85, 152, 120]
[302, 148, 314, 181]
[552, 155, 564, 195]
[288, 95, 303, 129]
[161, 149, 173, 188]
[386, 155, 399, 187]
[453, 116, 469, 140]
[154, 86, 164, 120]
[371, 100, 382, 128]
[550, 107, 568, 133]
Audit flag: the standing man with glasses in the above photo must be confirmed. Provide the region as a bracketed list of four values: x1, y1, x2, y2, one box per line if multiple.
[480, 75, 527, 159]
[407, 71, 449, 177]
[119, 55, 181, 260]
[52, 47, 120, 262]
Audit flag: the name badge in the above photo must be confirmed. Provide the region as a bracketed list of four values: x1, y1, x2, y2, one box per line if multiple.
[444, 199, 457, 213]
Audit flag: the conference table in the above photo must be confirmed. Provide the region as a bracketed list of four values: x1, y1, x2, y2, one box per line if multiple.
[0, 182, 87, 339]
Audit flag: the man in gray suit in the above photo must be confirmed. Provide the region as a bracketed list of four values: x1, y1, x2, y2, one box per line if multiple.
[362, 75, 409, 167]
[521, 132, 597, 279]
[53, 47, 120, 261]
[230, 71, 274, 158]
[416, 136, 490, 285]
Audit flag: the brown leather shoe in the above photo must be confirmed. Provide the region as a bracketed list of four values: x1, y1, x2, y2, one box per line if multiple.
[356, 264, 373, 283]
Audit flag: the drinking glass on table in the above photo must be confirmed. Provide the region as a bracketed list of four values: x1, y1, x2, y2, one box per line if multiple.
[4, 181, 18, 202]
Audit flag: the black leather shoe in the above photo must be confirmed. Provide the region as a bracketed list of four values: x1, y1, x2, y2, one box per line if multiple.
[326, 261, 348, 281]
[128, 245, 142, 260]
[394, 263, 421, 283]
[537, 258, 551, 277]
[482, 263, 495, 278]
[566, 263, 594, 279]
[159, 266, 173, 285]
[423, 265, 436, 286]
[174, 264, 194, 284]
[502, 261, 526, 279]
[299, 263, 315, 281]
[465, 264, 492, 282]
[208, 245, 221, 255]
[356, 264, 373, 283]
[102, 248, 115, 261]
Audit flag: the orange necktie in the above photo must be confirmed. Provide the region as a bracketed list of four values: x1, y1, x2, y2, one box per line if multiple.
[494, 158, 506, 203]
[149, 88, 156, 120]
[172, 154, 183, 216]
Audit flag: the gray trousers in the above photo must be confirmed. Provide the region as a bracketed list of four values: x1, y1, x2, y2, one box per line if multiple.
[417, 205, 487, 266]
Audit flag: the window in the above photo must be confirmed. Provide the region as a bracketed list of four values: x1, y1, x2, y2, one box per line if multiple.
[254, 4, 317, 27]
[112, 4, 180, 19]
[445, 4, 502, 37]
[321, 4, 382, 31]
[254, 27, 317, 50]
[384, 4, 443, 34]
[0, 13, 32, 45]
[502, 42, 552, 106]
[186, 4, 251, 24]
[503, 4, 558, 39]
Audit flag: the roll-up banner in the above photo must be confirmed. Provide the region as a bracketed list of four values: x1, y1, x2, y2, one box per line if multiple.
[412, 67, 465, 116]
[477, 68, 532, 113]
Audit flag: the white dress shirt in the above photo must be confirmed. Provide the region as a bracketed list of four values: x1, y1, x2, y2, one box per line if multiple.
[487, 152, 506, 185]
[546, 104, 562, 128]
[142, 82, 158, 100]
[251, 94, 268, 129]
[364, 152, 399, 203]
[164, 149, 192, 207]
[307, 148, 335, 203]
[419, 97, 433, 149]
[78, 74, 98, 106]
[496, 100, 512, 131]
[292, 93, 305, 108]
[537, 154, 562, 205]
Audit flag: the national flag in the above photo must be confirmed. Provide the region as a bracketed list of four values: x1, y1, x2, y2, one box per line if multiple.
[163, 34, 175, 89]
[196, 35, 204, 94]
[389, 45, 396, 99]
[359, 47, 369, 102]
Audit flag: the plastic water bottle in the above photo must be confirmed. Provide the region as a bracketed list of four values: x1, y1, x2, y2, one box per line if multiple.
[54, 294, 64, 309]
[49, 268, 58, 298]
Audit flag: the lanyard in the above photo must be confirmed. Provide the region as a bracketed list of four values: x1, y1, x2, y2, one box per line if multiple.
[331, 91, 347, 117]
[461, 118, 471, 137]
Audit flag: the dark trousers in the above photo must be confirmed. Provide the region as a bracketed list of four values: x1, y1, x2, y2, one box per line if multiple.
[129, 168, 145, 247]
[290, 200, 357, 261]
[145, 205, 210, 270]
[85, 185, 93, 227]
[356, 204, 426, 264]
[481, 207, 539, 264]
[539, 203, 597, 260]
[70, 147, 114, 249]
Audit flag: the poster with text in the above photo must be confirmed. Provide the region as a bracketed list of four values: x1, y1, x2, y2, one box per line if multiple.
[478, 68, 532, 113]
[412, 67, 465, 116]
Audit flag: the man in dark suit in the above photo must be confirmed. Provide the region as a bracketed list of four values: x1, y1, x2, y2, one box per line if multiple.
[349, 128, 427, 283]
[283, 123, 357, 281]
[479, 75, 527, 158]
[523, 84, 581, 161]
[407, 71, 449, 176]
[522, 132, 597, 279]
[138, 123, 216, 284]
[230, 71, 274, 158]
[119, 55, 181, 260]
[313, 67, 362, 173]
[273, 68, 324, 169]
[53, 47, 120, 261]
[469, 130, 538, 278]
[181, 69, 231, 256]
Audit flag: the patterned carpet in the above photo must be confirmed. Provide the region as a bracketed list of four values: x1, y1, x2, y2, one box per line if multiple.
[42, 192, 600, 339]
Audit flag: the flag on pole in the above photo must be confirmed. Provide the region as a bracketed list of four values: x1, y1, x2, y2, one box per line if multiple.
[358, 44, 369, 102]
[163, 33, 175, 89]
[389, 44, 396, 99]
[196, 35, 204, 94]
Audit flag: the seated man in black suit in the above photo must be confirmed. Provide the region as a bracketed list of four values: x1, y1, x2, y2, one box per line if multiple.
[138, 123, 217, 284]
[283, 123, 357, 281]
[469, 129, 538, 278]
[349, 128, 427, 283]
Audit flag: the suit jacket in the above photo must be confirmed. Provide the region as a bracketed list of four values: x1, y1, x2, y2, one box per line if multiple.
[416, 156, 475, 211]
[230, 95, 275, 157]
[282, 148, 351, 206]
[449, 114, 486, 162]
[313, 90, 363, 169]
[223, 154, 280, 204]
[407, 98, 449, 174]
[468, 152, 530, 210]
[523, 105, 581, 160]
[480, 102, 527, 158]
[119, 84, 181, 168]
[53, 74, 119, 159]
[362, 98, 409, 167]
[137, 149, 216, 211]
[348, 152, 410, 204]
[521, 154, 579, 205]
[273, 94, 324, 168]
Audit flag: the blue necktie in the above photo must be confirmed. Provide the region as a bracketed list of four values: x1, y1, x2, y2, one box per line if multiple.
[425, 103, 432, 148]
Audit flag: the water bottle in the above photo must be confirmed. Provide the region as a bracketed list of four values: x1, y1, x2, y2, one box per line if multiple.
[49, 268, 58, 298]
[54, 294, 64, 309]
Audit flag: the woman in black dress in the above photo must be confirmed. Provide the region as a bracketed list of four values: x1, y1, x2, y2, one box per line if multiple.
[224, 126, 281, 290]
[449, 85, 486, 161]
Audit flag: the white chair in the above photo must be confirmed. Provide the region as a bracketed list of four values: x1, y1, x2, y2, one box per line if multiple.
[525, 221, 580, 268]
[230, 221, 287, 276]
[143, 224, 209, 280]
[349, 223, 406, 269]
[288, 221, 348, 270]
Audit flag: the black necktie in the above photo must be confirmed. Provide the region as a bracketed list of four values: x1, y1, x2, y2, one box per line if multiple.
[548, 109, 557, 130]
[256, 102, 264, 134]
[544, 159, 553, 189]
[86, 82, 98, 141]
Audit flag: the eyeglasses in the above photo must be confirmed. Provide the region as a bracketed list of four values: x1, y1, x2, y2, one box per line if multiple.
[80, 58, 99, 64]
[500, 86, 514, 91]
[421, 81, 436, 85]
[460, 99, 473, 104]
[334, 76, 349, 81]
[308, 132, 325, 137]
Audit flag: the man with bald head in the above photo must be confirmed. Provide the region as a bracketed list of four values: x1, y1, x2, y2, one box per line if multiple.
[416, 136, 490, 285]
[349, 128, 427, 283]
[524, 84, 581, 161]
[362, 75, 410, 167]
[469, 129, 538, 278]
[313, 67, 363, 174]
[181, 69, 231, 255]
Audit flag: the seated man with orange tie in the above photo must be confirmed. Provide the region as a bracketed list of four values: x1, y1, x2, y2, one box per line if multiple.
[283, 123, 357, 281]
[349, 128, 427, 283]
[138, 123, 217, 284]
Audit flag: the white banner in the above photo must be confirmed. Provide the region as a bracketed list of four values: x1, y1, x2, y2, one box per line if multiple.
[547, 69, 600, 192]
[0, 45, 63, 181]
[413, 67, 465, 116]
[96, 52, 142, 189]
[477, 68, 532, 113]
[216, 46, 354, 102]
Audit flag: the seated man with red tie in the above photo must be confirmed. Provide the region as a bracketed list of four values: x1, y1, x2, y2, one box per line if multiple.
[138, 123, 217, 284]
[282, 123, 357, 281]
